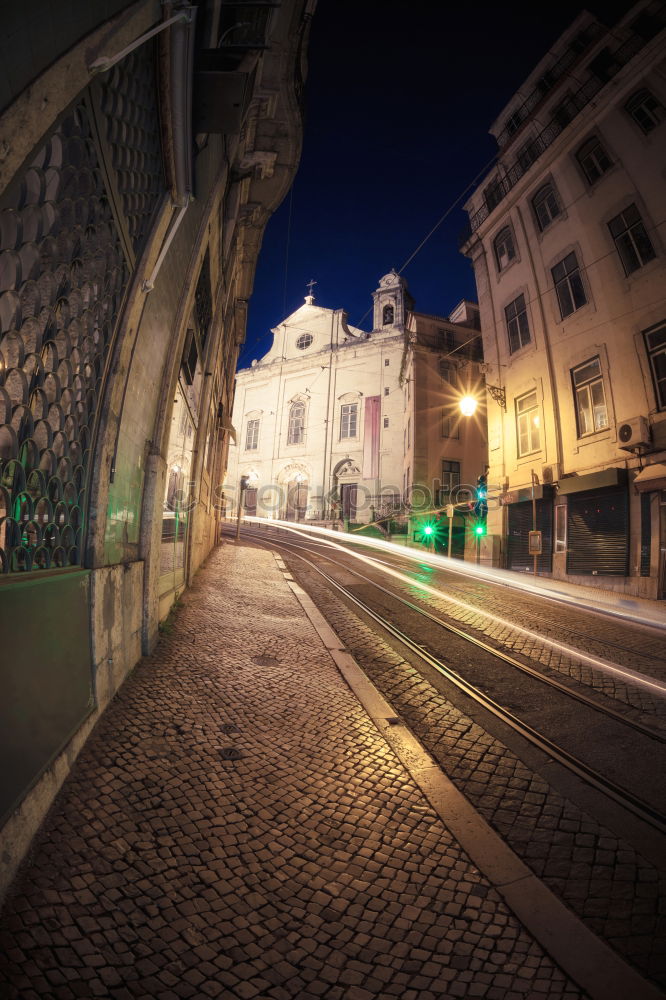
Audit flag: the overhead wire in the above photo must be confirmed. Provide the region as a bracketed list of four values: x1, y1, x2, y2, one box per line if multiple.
[241, 28, 664, 365]
[238, 146, 505, 363]
[350, 149, 503, 332]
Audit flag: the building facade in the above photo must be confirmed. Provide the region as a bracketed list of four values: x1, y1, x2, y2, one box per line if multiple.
[226, 273, 487, 548]
[460, 0, 666, 596]
[0, 0, 313, 898]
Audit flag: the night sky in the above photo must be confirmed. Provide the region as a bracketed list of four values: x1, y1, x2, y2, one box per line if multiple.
[239, 0, 632, 369]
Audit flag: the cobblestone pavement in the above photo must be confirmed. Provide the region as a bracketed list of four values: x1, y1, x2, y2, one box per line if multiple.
[0, 545, 585, 1000]
[285, 555, 666, 991]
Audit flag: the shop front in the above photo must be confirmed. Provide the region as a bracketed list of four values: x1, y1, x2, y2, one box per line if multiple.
[557, 468, 628, 578]
[501, 484, 554, 574]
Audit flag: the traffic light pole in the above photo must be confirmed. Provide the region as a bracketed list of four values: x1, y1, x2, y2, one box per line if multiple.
[446, 504, 454, 558]
[236, 475, 249, 541]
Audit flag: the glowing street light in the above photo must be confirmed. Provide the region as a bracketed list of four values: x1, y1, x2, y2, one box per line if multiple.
[459, 395, 478, 417]
[460, 385, 507, 411]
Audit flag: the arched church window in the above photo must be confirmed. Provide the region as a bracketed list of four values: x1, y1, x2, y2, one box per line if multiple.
[287, 401, 305, 445]
[382, 304, 394, 326]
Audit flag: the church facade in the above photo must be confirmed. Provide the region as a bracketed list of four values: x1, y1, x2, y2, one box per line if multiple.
[226, 273, 488, 537]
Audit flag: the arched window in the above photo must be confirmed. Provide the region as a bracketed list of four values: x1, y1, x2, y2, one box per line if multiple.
[625, 88, 663, 134]
[287, 401, 305, 445]
[493, 226, 516, 270]
[576, 136, 612, 185]
[382, 304, 394, 326]
[532, 183, 561, 231]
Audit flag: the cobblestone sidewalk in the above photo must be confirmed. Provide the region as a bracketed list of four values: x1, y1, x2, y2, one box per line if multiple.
[0, 545, 584, 1000]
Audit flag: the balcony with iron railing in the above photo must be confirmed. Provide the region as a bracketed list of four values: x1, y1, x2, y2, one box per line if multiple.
[494, 20, 605, 151]
[459, 11, 665, 249]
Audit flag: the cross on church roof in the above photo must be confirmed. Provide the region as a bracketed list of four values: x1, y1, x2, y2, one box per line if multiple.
[304, 278, 317, 305]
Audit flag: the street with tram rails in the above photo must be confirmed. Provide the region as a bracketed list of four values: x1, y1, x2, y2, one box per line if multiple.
[230, 518, 666, 992]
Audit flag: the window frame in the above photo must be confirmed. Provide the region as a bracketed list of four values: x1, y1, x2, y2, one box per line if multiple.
[644, 320, 666, 411]
[517, 138, 539, 172]
[441, 410, 460, 439]
[607, 203, 656, 276]
[515, 390, 541, 457]
[295, 333, 313, 350]
[532, 182, 561, 232]
[382, 304, 394, 326]
[493, 225, 517, 271]
[571, 356, 609, 437]
[245, 417, 259, 451]
[552, 251, 587, 320]
[505, 293, 531, 354]
[625, 87, 664, 134]
[439, 359, 457, 386]
[287, 400, 306, 445]
[340, 402, 358, 440]
[576, 136, 613, 185]
[440, 460, 461, 498]
[484, 177, 504, 213]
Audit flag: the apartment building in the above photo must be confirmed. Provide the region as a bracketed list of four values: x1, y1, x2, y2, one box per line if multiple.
[460, 0, 666, 596]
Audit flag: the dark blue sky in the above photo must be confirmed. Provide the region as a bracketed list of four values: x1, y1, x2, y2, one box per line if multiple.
[239, 0, 631, 368]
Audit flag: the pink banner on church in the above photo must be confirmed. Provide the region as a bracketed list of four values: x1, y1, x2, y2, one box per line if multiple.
[362, 395, 380, 479]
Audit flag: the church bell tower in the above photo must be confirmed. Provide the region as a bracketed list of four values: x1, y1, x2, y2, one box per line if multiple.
[372, 270, 414, 332]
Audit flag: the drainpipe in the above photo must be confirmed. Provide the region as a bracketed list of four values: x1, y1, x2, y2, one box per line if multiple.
[469, 239, 507, 562]
[515, 204, 564, 473]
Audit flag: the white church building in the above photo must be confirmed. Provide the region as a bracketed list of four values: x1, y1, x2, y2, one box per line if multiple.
[226, 272, 488, 540]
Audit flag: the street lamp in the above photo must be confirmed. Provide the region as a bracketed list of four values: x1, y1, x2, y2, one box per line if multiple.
[459, 385, 507, 415]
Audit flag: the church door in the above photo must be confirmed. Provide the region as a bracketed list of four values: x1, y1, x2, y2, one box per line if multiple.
[341, 483, 357, 520]
[286, 481, 308, 521]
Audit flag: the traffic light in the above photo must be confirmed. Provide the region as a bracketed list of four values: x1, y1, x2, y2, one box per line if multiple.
[414, 522, 437, 545]
[474, 473, 488, 519]
[473, 520, 487, 537]
[476, 474, 487, 500]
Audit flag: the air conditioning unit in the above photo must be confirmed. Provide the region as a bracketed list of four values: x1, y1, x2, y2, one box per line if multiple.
[617, 416, 651, 450]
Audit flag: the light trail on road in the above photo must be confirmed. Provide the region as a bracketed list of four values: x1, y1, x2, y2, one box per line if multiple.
[240, 517, 666, 632]
[238, 518, 666, 699]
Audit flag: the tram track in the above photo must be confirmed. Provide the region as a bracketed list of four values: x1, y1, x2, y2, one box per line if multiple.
[232, 525, 666, 838]
[368, 548, 666, 674]
[299, 534, 666, 674]
[253, 526, 666, 721]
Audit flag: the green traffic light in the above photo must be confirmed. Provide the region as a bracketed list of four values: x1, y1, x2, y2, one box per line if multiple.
[423, 524, 434, 536]
[474, 523, 486, 536]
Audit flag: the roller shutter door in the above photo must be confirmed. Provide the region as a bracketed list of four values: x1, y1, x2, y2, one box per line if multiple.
[566, 488, 628, 576]
[507, 499, 553, 573]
